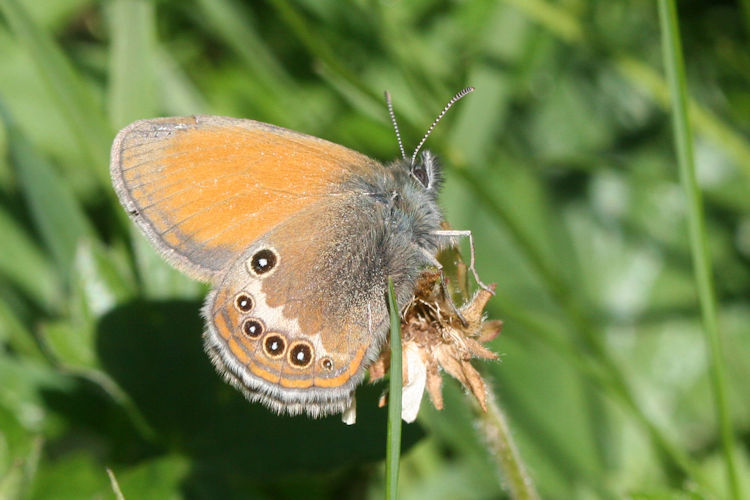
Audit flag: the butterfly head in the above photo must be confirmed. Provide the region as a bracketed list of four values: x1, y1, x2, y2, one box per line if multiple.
[384, 86, 473, 194]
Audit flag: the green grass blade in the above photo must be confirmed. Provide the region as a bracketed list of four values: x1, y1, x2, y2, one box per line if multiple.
[0, 0, 111, 183]
[155, 49, 210, 116]
[503, 0, 583, 43]
[195, 0, 293, 91]
[657, 1, 741, 498]
[106, 468, 126, 500]
[107, 0, 160, 128]
[385, 277, 402, 500]
[267, 0, 381, 105]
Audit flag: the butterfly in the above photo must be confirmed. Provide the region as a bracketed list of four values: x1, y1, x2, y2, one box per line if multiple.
[110, 88, 489, 420]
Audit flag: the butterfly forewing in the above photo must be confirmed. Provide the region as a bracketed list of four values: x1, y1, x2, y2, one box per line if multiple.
[110, 115, 380, 282]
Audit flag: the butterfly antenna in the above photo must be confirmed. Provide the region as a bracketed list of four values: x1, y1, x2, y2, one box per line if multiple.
[385, 91, 408, 162]
[410, 86, 474, 165]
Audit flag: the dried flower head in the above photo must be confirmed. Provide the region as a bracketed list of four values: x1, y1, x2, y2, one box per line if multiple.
[369, 269, 502, 422]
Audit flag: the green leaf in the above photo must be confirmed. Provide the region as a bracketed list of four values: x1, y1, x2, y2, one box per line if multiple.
[0, 297, 43, 358]
[28, 452, 111, 500]
[109, 455, 189, 500]
[0, 356, 72, 433]
[70, 239, 137, 327]
[131, 232, 203, 299]
[0, 434, 42, 500]
[41, 321, 97, 370]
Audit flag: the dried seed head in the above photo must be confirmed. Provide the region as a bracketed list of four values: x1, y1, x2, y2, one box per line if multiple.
[370, 268, 502, 421]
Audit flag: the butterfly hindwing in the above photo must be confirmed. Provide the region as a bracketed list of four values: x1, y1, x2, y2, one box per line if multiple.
[203, 199, 399, 416]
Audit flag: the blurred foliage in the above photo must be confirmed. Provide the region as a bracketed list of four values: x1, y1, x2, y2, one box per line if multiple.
[0, 0, 749, 498]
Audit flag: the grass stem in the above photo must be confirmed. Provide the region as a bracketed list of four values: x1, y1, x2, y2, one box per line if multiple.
[657, 1, 740, 498]
[385, 278, 402, 500]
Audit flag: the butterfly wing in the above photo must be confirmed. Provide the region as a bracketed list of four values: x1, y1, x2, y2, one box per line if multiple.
[111, 114, 435, 416]
[110, 115, 381, 282]
[202, 192, 415, 417]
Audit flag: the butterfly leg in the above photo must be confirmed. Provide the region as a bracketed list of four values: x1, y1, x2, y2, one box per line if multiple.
[432, 229, 494, 295]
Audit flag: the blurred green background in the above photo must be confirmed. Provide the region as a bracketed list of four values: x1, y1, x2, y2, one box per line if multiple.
[1, 0, 749, 498]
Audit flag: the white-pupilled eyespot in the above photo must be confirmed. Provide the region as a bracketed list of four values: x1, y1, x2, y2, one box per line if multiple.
[320, 357, 334, 370]
[288, 341, 314, 368]
[234, 293, 254, 312]
[241, 318, 264, 339]
[247, 248, 279, 277]
[262, 333, 287, 358]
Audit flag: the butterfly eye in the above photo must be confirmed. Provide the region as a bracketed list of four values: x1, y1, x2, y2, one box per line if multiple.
[263, 333, 286, 358]
[412, 164, 429, 188]
[234, 293, 254, 312]
[288, 342, 314, 369]
[241, 318, 264, 339]
[248, 248, 279, 276]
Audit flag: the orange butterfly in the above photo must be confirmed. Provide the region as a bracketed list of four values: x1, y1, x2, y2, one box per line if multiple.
[110, 88, 488, 419]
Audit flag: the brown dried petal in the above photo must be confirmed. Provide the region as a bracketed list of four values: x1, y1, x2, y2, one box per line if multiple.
[464, 338, 500, 361]
[460, 286, 497, 324]
[377, 265, 500, 420]
[478, 320, 503, 343]
[461, 360, 489, 412]
[425, 359, 444, 410]
[435, 347, 470, 389]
